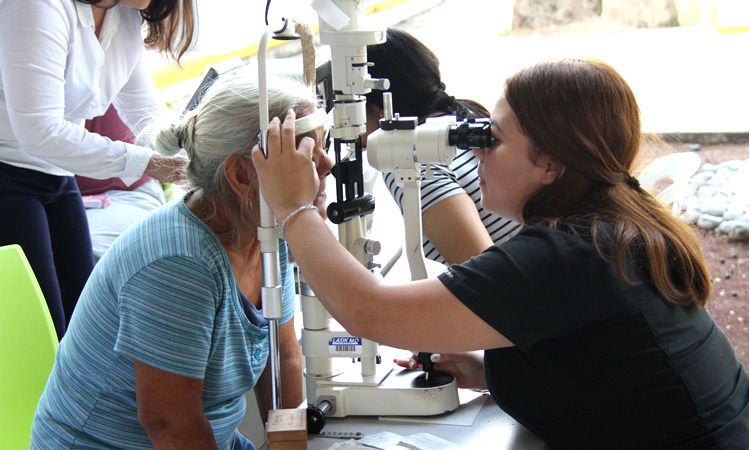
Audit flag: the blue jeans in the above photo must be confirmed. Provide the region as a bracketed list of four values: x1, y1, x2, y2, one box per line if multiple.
[233, 430, 256, 450]
[0, 162, 94, 339]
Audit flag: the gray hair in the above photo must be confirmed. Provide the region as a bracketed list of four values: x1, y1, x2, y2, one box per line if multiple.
[147, 74, 320, 246]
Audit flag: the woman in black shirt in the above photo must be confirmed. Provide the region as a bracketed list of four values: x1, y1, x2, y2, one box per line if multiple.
[253, 58, 748, 448]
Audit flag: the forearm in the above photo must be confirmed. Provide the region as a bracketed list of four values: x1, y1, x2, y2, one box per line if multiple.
[283, 209, 383, 339]
[135, 360, 218, 449]
[281, 209, 498, 351]
[113, 50, 167, 147]
[143, 416, 219, 450]
[255, 365, 272, 424]
[256, 322, 303, 423]
[255, 364, 302, 424]
[256, 361, 303, 421]
[279, 345, 303, 410]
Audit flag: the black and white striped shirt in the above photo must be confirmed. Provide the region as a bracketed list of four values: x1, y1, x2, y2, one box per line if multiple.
[383, 149, 521, 265]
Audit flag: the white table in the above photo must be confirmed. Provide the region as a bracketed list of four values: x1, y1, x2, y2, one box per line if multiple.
[304, 390, 547, 450]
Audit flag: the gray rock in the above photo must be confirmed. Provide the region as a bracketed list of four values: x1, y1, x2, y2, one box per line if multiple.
[697, 185, 719, 197]
[724, 225, 748, 242]
[701, 201, 729, 217]
[718, 219, 742, 233]
[719, 160, 744, 171]
[723, 211, 747, 222]
[702, 163, 719, 172]
[675, 159, 747, 240]
[697, 214, 723, 230]
[681, 207, 702, 223]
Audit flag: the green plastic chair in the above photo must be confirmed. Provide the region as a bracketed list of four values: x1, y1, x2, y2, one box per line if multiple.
[0, 244, 59, 449]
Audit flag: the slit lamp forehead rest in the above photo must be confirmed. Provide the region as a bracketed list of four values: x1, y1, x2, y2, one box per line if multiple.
[293, 108, 328, 136]
[258, 108, 327, 153]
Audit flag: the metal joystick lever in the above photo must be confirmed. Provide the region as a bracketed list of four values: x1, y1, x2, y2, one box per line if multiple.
[307, 399, 333, 434]
[417, 352, 435, 380]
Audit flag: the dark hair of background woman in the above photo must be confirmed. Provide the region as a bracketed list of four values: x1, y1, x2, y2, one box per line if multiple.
[366, 28, 488, 121]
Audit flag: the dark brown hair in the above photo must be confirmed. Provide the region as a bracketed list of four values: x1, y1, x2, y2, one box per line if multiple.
[78, 0, 196, 62]
[505, 58, 710, 308]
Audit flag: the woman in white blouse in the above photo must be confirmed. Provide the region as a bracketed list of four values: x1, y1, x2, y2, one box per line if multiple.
[0, 0, 195, 338]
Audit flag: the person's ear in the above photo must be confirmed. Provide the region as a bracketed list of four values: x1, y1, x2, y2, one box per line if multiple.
[364, 105, 384, 141]
[223, 155, 257, 200]
[539, 155, 566, 185]
[366, 104, 384, 119]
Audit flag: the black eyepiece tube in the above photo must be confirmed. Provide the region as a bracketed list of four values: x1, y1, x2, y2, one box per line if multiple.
[448, 118, 492, 150]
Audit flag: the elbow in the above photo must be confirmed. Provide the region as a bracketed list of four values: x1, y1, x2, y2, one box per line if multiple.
[338, 316, 378, 343]
[329, 287, 385, 342]
[16, 118, 64, 151]
[137, 407, 200, 444]
[137, 402, 185, 438]
[137, 406, 169, 436]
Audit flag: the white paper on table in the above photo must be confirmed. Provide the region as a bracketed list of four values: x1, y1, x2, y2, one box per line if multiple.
[325, 440, 369, 450]
[360, 431, 409, 449]
[348, 431, 464, 450]
[398, 433, 464, 450]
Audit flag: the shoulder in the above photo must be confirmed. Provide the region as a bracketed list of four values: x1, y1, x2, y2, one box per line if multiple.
[449, 149, 479, 172]
[0, 0, 75, 28]
[115, 3, 146, 28]
[4, 0, 72, 13]
[105, 199, 228, 278]
[506, 222, 591, 253]
[148, 200, 223, 257]
[106, 4, 146, 49]
[440, 221, 599, 290]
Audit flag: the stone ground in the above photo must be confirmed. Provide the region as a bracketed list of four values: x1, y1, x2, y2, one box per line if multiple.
[638, 141, 749, 370]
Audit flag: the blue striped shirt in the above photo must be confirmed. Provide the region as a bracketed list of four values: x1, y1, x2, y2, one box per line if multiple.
[31, 194, 295, 449]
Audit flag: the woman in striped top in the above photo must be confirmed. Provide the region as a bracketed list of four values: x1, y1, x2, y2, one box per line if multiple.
[367, 28, 521, 265]
[31, 75, 333, 449]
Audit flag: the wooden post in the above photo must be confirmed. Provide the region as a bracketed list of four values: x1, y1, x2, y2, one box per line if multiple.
[266, 409, 307, 450]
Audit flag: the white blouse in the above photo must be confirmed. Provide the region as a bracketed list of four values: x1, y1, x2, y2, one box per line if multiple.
[0, 0, 166, 183]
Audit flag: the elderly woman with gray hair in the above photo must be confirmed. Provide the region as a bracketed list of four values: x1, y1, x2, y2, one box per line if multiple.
[31, 75, 333, 450]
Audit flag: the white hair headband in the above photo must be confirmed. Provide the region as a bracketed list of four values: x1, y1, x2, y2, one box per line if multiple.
[294, 108, 328, 135]
[258, 108, 328, 154]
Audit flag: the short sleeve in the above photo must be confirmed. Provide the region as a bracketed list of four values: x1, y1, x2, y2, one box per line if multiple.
[438, 225, 596, 350]
[115, 257, 218, 379]
[383, 164, 464, 214]
[419, 164, 465, 211]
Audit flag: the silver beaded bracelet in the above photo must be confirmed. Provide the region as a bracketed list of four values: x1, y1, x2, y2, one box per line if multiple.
[280, 204, 318, 240]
